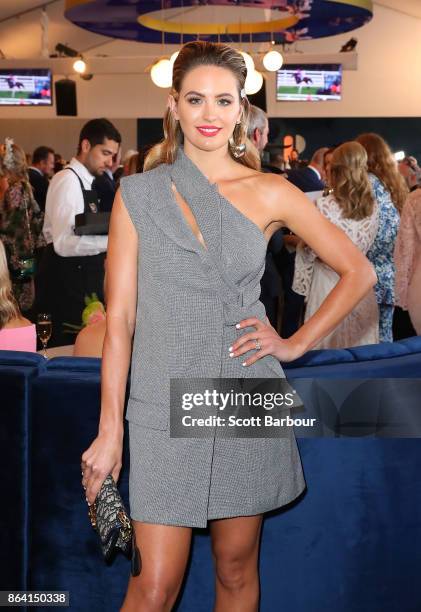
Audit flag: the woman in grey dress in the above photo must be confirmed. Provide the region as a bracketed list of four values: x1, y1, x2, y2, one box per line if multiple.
[82, 41, 377, 611]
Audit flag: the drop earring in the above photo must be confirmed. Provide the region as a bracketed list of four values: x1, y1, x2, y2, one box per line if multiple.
[229, 120, 246, 158]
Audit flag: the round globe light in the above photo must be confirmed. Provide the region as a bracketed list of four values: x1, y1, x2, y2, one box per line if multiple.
[245, 69, 263, 95]
[263, 50, 283, 72]
[169, 51, 179, 66]
[151, 59, 172, 88]
[73, 59, 86, 74]
[240, 51, 255, 74]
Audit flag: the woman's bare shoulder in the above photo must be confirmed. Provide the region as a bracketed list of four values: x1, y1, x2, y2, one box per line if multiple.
[73, 320, 106, 358]
[248, 171, 303, 205]
[3, 316, 33, 329]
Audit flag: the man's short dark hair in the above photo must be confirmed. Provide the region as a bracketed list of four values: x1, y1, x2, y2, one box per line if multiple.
[32, 146, 55, 164]
[77, 118, 122, 154]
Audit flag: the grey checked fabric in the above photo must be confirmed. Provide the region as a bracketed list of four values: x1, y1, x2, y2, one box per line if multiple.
[120, 146, 305, 528]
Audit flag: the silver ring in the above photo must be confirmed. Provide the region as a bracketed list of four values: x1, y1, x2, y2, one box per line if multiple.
[254, 339, 262, 351]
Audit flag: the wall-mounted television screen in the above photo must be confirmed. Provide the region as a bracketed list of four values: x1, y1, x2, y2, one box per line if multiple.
[0, 69, 52, 106]
[276, 64, 342, 102]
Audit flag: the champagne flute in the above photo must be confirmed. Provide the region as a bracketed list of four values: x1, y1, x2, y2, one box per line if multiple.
[37, 313, 52, 358]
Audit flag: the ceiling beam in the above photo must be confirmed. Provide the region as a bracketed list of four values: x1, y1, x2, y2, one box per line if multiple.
[0, 0, 61, 25]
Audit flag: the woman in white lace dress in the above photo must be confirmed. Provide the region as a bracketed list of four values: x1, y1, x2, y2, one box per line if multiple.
[394, 188, 421, 334]
[293, 142, 379, 349]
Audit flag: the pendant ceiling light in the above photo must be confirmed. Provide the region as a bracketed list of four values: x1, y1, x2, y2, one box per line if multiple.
[263, 50, 283, 72]
[245, 70, 263, 95]
[240, 51, 255, 74]
[169, 51, 179, 67]
[150, 59, 173, 88]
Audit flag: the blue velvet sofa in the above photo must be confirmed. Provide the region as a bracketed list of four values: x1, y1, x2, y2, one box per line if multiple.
[1, 337, 421, 611]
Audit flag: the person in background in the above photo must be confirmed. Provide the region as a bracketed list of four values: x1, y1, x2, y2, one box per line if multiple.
[322, 147, 335, 194]
[279, 147, 328, 338]
[293, 142, 379, 349]
[398, 156, 421, 192]
[288, 147, 300, 169]
[356, 133, 408, 342]
[53, 153, 65, 174]
[247, 104, 269, 153]
[263, 146, 286, 175]
[0, 239, 36, 352]
[0, 158, 9, 200]
[121, 149, 138, 176]
[247, 105, 283, 329]
[28, 146, 55, 212]
[73, 262, 108, 357]
[394, 187, 421, 335]
[92, 145, 122, 212]
[0, 139, 45, 315]
[287, 147, 328, 193]
[34, 118, 121, 347]
[126, 152, 142, 176]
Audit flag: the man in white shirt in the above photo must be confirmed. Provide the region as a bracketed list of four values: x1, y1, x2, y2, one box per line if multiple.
[35, 118, 121, 346]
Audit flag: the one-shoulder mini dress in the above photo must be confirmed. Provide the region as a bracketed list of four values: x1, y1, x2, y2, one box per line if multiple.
[120, 146, 305, 528]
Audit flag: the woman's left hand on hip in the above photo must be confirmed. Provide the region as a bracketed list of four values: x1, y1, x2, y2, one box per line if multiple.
[229, 317, 303, 365]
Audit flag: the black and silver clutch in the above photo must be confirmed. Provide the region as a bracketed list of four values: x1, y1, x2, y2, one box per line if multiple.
[88, 475, 141, 576]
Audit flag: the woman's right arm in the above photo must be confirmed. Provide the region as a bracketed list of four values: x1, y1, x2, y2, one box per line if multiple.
[82, 189, 138, 505]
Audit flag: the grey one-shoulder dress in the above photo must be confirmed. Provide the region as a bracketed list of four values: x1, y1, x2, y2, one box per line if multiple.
[120, 146, 305, 528]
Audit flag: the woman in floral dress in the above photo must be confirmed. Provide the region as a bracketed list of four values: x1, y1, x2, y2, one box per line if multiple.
[394, 188, 421, 334]
[356, 133, 408, 342]
[293, 141, 379, 349]
[0, 140, 45, 314]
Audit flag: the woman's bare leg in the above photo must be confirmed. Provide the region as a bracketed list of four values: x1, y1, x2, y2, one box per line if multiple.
[121, 521, 192, 612]
[210, 515, 263, 612]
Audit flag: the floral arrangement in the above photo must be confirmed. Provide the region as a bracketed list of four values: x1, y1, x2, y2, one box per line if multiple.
[63, 293, 105, 334]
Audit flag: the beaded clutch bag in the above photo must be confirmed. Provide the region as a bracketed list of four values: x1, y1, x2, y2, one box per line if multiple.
[88, 475, 141, 576]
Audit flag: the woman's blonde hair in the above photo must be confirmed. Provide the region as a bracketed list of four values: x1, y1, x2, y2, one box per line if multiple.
[144, 41, 260, 172]
[355, 133, 408, 213]
[330, 141, 375, 220]
[0, 240, 20, 330]
[0, 141, 33, 199]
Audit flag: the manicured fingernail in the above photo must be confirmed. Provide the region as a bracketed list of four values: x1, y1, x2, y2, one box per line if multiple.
[236, 323, 241, 329]
[242, 361, 247, 367]
[228, 346, 233, 351]
[229, 352, 234, 358]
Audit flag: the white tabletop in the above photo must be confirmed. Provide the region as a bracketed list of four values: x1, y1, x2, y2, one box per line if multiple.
[37, 345, 74, 358]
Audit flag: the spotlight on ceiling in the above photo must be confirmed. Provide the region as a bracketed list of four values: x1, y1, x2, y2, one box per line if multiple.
[340, 38, 357, 52]
[55, 43, 79, 58]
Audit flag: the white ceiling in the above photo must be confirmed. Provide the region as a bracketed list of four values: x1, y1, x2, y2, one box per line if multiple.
[374, 0, 421, 19]
[0, 0, 420, 60]
[2, 0, 421, 22]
